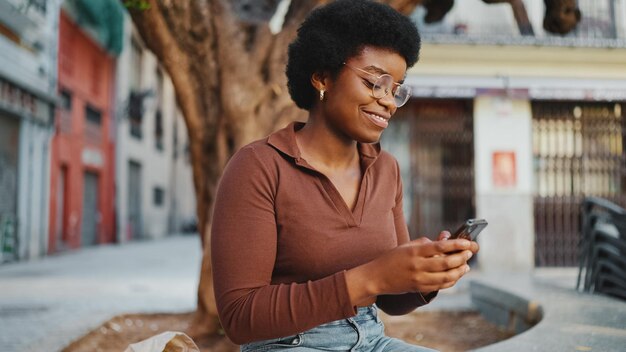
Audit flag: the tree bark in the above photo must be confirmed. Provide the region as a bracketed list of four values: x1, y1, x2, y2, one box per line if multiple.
[125, 0, 428, 339]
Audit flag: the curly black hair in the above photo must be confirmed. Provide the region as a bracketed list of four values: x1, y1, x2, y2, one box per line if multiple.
[286, 0, 421, 111]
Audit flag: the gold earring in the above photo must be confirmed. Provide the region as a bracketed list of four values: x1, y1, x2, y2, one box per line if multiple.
[319, 89, 325, 101]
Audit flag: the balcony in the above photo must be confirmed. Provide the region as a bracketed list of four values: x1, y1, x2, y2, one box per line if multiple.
[413, 0, 626, 48]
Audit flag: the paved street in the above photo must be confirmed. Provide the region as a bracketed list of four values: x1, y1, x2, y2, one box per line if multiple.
[0, 235, 202, 352]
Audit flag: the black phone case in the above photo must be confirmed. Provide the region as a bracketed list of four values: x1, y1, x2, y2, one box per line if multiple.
[451, 218, 488, 241]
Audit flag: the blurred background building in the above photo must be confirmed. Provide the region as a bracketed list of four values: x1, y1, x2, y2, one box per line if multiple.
[0, 0, 60, 262]
[114, 13, 196, 243]
[382, 0, 626, 271]
[49, 0, 120, 252]
[0, 0, 196, 264]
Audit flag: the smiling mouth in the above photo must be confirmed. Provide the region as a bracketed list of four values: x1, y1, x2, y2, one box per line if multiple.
[363, 111, 389, 128]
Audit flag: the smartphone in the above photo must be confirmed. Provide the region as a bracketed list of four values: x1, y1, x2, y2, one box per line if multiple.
[450, 218, 488, 241]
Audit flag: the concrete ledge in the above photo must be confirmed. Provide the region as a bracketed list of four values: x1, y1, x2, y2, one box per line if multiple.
[470, 281, 542, 335]
[469, 273, 626, 352]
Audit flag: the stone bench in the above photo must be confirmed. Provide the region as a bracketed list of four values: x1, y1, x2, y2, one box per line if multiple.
[469, 273, 626, 351]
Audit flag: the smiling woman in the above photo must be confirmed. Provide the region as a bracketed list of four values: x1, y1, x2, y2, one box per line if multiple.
[210, 0, 480, 351]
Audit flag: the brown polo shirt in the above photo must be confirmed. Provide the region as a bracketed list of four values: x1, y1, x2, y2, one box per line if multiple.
[211, 122, 432, 344]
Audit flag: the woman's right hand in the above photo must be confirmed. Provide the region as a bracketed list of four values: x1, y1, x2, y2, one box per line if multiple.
[345, 236, 474, 305]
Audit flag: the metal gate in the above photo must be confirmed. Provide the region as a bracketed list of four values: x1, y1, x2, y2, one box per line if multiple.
[0, 115, 19, 262]
[532, 101, 625, 266]
[81, 172, 99, 246]
[402, 99, 475, 239]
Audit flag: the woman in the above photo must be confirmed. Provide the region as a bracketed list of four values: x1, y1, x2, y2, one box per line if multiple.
[211, 1, 479, 351]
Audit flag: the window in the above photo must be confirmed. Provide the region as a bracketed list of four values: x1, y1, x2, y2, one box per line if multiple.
[60, 90, 72, 110]
[172, 118, 178, 159]
[128, 91, 143, 139]
[153, 187, 164, 206]
[85, 105, 102, 125]
[29, 0, 47, 14]
[155, 110, 163, 151]
[154, 68, 164, 151]
[156, 68, 164, 105]
[129, 39, 144, 139]
[58, 90, 72, 133]
[84, 105, 102, 143]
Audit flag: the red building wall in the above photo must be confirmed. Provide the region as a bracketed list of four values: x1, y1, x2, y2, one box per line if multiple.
[48, 12, 116, 252]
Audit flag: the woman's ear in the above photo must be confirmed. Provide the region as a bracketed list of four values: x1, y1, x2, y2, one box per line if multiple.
[311, 71, 330, 93]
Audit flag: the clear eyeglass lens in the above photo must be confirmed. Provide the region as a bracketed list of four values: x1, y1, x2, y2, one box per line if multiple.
[394, 86, 411, 107]
[372, 75, 393, 99]
[373, 75, 411, 107]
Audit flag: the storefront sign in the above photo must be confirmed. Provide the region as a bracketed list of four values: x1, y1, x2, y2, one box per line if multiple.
[528, 88, 626, 102]
[411, 86, 476, 98]
[0, 77, 52, 124]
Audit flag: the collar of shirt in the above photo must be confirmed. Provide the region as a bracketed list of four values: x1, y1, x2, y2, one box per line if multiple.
[267, 121, 381, 168]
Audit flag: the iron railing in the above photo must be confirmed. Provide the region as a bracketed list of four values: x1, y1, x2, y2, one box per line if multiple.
[414, 0, 626, 48]
[533, 101, 626, 266]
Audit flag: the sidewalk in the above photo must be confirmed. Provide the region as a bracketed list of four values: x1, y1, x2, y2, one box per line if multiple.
[0, 235, 202, 352]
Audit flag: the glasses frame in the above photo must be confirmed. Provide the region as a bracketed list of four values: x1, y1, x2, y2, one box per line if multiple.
[343, 63, 411, 107]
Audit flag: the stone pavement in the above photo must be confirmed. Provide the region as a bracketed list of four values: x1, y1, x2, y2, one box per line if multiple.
[0, 235, 202, 352]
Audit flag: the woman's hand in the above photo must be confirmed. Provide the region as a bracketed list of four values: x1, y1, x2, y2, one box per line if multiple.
[345, 232, 479, 305]
[437, 230, 480, 255]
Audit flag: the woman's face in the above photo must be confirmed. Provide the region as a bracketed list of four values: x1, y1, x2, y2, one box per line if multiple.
[320, 46, 407, 144]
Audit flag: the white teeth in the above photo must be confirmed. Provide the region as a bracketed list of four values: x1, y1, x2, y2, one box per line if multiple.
[366, 112, 386, 122]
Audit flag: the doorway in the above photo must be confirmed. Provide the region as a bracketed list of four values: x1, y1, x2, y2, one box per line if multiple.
[81, 171, 99, 246]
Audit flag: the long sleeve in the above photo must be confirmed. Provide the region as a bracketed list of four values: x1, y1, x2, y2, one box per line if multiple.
[376, 160, 437, 315]
[210, 146, 356, 344]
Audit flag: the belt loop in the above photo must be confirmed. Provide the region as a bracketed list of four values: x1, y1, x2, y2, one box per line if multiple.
[372, 305, 382, 323]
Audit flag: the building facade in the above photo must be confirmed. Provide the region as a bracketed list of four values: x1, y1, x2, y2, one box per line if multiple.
[384, 0, 626, 270]
[47, 0, 123, 252]
[0, 0, 60, 262]
[48, 10, 115, 251]
[114, 15, 196, 242]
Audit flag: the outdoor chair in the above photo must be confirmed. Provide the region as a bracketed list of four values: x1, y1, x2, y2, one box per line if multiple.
[587, 231, 626, 293]
[591, 259, 626, 300]
[588, 244, 626, 285]
[577, 197, 625, 291]
[583, 216, 626, 299]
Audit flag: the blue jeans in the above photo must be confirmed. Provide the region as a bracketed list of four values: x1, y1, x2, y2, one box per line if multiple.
[240, 305, 437, 351]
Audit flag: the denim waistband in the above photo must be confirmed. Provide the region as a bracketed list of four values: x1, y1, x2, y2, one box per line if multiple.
[316, 304, 380, 327]
[241, 304, 436, 352]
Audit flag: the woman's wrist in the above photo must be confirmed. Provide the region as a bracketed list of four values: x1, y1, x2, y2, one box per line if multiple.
[345, 263, 379, 305]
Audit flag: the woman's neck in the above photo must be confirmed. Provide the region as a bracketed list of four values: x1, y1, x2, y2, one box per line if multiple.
[295, 116, 359, 170]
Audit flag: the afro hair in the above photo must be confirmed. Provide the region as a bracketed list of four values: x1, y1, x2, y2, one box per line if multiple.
[286, 0, 421, 111]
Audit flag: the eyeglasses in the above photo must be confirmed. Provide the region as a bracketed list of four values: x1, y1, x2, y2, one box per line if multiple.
[343, 63, 411, 107]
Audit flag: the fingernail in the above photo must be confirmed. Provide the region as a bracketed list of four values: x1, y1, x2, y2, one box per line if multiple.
[465, 265, 471, 273]
[466, 251, 473, 260]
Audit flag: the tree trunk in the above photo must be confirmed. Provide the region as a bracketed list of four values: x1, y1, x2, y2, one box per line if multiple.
[125, 0, 428, 339]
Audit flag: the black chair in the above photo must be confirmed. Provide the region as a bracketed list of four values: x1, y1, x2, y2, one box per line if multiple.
[577, 197, 626, 301]
[588, 231, 626, 297]
[592, 260, 626, 300]
[577, 197, 625, 291]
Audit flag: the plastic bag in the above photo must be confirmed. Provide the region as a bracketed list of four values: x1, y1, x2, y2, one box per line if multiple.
[124, 331, 200, 352]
